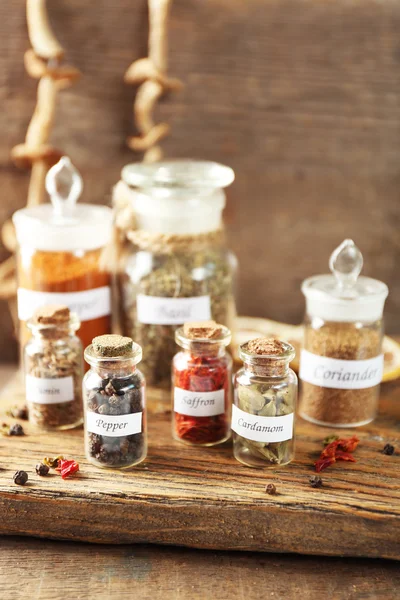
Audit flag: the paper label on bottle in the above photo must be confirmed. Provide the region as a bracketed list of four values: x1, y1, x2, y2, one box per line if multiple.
[299, 350, 383, 390]
[86, 411, 143, 437]
[136, 294, 211, 325]
[174, 387, 225, 417]
[26, 375, 74, 404]
[231, 405, 294, 443]
[17, 287, 111, 322]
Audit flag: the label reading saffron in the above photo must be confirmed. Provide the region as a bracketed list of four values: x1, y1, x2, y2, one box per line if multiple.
[26, 375, 74, 404]
[300, 350, 383, 390]
[174, 387, 225, 417]
[86, 411, 143, 437]
[18, 287, 111, 322]
[231, 405, 294, 443]
[136, 294, 211, 325]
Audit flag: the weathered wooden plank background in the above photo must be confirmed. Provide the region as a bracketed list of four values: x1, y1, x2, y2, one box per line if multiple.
[1, 0, 400, 360]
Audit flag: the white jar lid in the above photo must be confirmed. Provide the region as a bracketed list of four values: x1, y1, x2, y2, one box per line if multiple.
[119, 160, 234, 235]
[13, 157, 113, 252]
[302, 240, 388, 322]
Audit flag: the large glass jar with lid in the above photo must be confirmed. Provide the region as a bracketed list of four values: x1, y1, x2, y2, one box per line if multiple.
[13, 157, 113, 352]
[115, 160, 238, 393]
[299, 239, 388, 427]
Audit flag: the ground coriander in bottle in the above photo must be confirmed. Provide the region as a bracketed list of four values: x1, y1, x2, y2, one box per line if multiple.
[299, 239, 388, 427]
[233, 338, 297, 468]
[172, 320, 232, 446]
[24, 304, 83, 430]
[83, 334, 147, 469]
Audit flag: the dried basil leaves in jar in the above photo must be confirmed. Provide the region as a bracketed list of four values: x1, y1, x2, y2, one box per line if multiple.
[83, 335, 147, 469]
[24, 305, 83, 430]
[172, 320, 232, 446]
[233, 338, 297, 468]
[113, 161, 237, 398]
[299, 239, 388, 427]
[13, 157, 113, 353]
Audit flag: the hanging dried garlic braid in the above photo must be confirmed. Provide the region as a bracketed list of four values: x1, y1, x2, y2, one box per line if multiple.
[0, 0, 80, 333]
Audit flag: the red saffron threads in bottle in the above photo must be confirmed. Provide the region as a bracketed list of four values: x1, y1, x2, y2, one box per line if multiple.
[173, 354, 230, 445]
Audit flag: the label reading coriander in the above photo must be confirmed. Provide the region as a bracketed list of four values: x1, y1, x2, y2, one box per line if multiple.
[174, 387, 225, 417]
[26, 375, 74, 404]
[136, 294, 211, 325]
[86, 411, 143, 437]
[18, 287, 111, 322]
[300, 350, 383, 390]
[231, 405, 294, 443]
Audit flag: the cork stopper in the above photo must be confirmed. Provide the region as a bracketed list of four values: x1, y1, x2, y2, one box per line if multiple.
[183, 320, 223, 340]
[33, 305, 70, 325]
[247, 338, 287, 356]
[92, 334, 133, 358]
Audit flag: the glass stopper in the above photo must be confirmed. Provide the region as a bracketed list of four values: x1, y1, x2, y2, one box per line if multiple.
[329, 239, 363, 290]
[45, 156, 83, 216]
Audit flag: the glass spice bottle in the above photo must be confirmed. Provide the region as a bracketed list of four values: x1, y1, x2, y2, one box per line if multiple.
[115, 160, 238, 395]
[24, 305, 83, 430]
[13, 157, 113, 352]
[172, 320, 232, 446]
[233, 338, 297, 468]
[83, 334, 147, 469]
[299, 239, 388, 427]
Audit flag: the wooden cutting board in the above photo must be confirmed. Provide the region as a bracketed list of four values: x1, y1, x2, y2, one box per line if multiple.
[0, 368, 399, 560]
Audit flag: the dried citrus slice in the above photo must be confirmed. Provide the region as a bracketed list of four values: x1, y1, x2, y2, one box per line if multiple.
[234, 316, 400, 382]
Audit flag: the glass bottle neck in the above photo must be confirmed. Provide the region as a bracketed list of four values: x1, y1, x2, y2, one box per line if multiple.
[182, 343, 226, 360]
[243, 358, 290, 377]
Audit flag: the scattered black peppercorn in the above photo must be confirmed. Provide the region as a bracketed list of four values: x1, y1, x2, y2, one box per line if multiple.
[310, 475, 323, 488]
[13, 470, 28, 486]
[383, 443, 395, 456]
[9, 423, 25, 436]
[8, 406, 28, 420]
[265, 483, 277, 495]
[35, 463, 49, 476]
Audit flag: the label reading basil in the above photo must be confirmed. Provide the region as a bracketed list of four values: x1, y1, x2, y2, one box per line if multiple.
[231, 405, 294, 443]
[26, 375, 74, 404]
[136, 294, 211, 325]
[86, 411, 143, 437]
[300, 350, 383, 390]
[18, 287, 111, 322]
[174, 387, 225, 417]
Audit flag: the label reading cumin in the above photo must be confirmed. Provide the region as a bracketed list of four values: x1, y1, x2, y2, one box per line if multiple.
[300, 350, 383, 390]
[26, 375, 74, 404]
[231, 405, 294, 443]
[174, 387, 225, 417]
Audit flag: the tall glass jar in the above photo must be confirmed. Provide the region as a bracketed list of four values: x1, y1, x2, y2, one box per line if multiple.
[233, 338, 297, 468]
[299, 239, 388, 427]
[172, 321, 232, 446]
[13, 157, 113, 352]
[115, 160, 237, 397]
[24, 305, 83, 430]
[83, 334, 147, 469]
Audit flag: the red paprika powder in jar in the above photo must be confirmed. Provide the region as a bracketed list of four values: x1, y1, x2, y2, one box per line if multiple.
[172, 320, 232, 446]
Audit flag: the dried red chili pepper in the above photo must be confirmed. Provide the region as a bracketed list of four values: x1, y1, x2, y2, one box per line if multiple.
[315, 435, 359, 472]
[55, 458, 79, 479]
[173, 323, 232, 446]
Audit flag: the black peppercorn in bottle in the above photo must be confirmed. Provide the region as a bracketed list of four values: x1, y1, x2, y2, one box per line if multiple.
[83, 334, 147, 469]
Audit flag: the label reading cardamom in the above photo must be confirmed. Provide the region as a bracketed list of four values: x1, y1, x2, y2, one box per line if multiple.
[136, 294, 211, 325]
[174, 387, 225, 417]
[26, 375, 74, 404]
[231, 405, 294, 443]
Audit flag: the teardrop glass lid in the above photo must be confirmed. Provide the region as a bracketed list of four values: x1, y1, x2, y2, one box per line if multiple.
[303, 239, 388, 301]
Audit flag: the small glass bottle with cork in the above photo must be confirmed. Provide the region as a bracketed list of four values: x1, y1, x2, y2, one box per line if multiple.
[233, 338, 297, 468]
[299, 239, 388, 427]
[83, 334, 147, 469]
[24, 304, 83, 430]
[172, 320, 232, 446]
